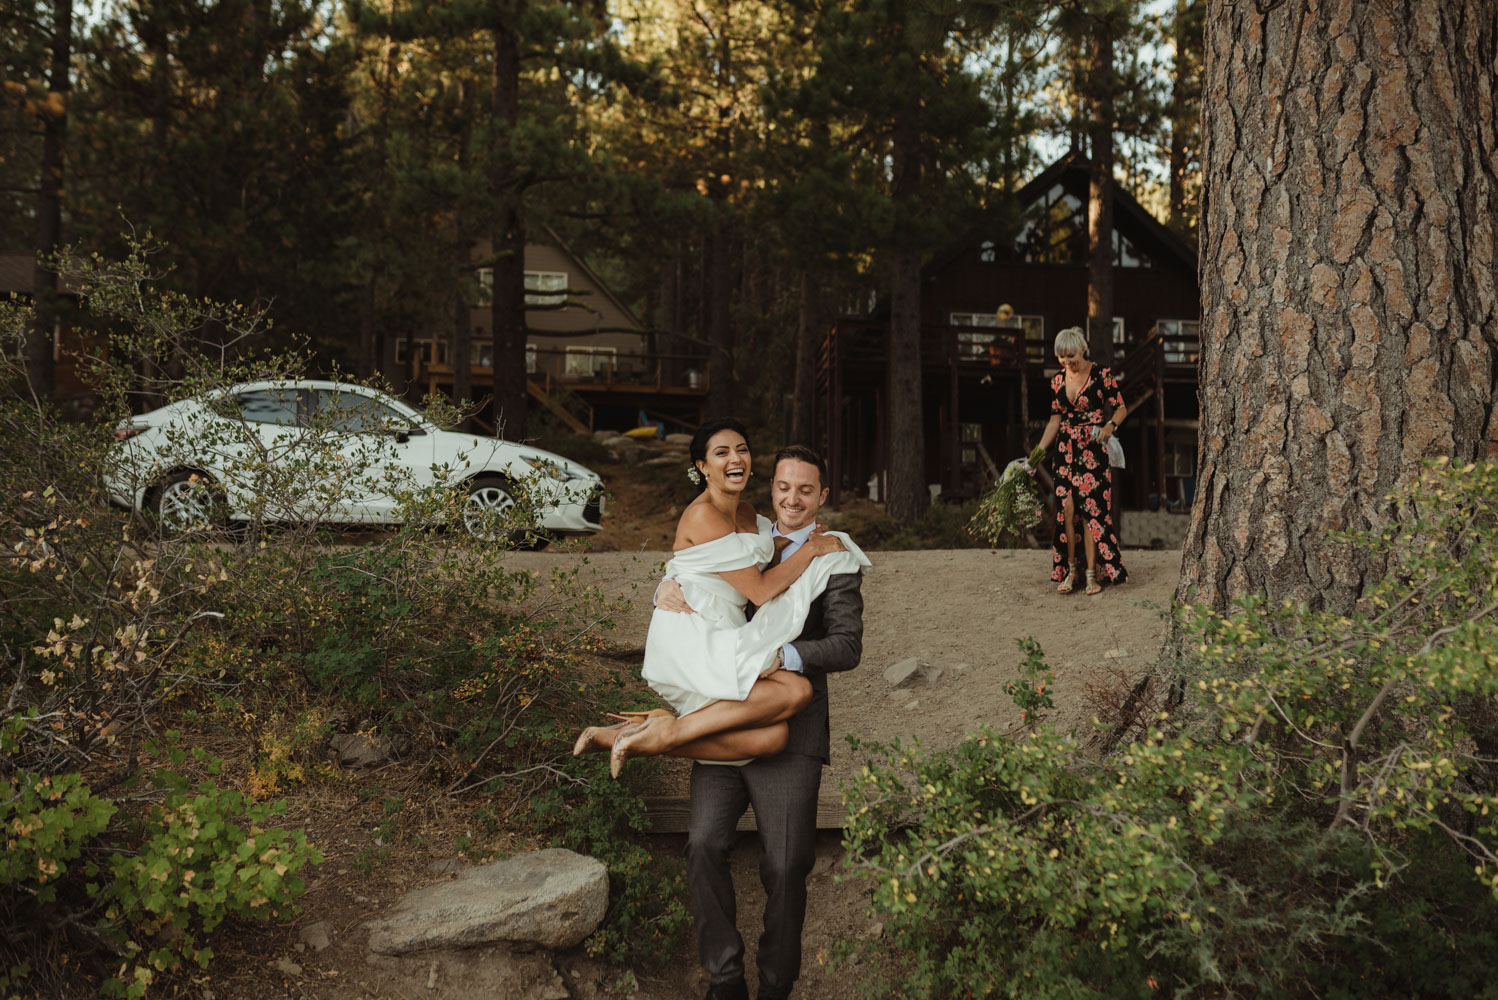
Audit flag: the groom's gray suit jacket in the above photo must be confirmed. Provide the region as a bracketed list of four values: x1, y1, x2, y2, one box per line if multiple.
[775, 570, 864, 761]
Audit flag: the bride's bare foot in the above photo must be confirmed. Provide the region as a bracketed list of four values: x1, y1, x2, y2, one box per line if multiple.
[609, 715, 675, 778]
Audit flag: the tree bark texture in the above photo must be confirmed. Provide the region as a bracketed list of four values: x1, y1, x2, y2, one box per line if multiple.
[1181, 0, 1498, 614]
[706, 221, 735, 418]
[885, 98, 928, 523]
[1087, 23, 1116, 368]
[489, 22, 526, 439]
[30, 0, 73, 398]
[792, 271, 819, 445]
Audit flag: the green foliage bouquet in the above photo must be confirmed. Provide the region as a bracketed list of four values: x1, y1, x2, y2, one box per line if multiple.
[967, 446, 1047, 543]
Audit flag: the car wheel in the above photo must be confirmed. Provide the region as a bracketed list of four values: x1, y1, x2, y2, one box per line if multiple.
[151, 470, 227, 536]
[461, 475, 522, 542]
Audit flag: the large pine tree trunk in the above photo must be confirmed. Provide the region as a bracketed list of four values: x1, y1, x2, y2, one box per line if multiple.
[792, 270, 819, 445]
[1180, 0, 1498, 614]
[1086, 22, 1116, 368]
[489, 23, 526, 439]
[886, 98, 928, 523]
[30, 0, 73, 399]
[706, 220, 734, 418]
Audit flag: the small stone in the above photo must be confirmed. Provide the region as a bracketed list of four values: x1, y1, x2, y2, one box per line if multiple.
[953, 662, 971, 674]
[924, 666, 945, 686]
[294, 943, 305, 953]
[884, 657, 922, 688]
[354, 894, 371, 904]
[298, 920, 331, 953]
[905, 700, 920, 710]
[886, 689, 907, 702]
[1103, 648, 1130, 660]
[862, 921, 885, 939]
[665, 433, 693, 445]
[427, 960, 439, 989]
[428, 857, 465, 875]
[270, 958, 302, 978]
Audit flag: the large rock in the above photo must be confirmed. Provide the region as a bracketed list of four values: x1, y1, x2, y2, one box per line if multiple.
[366, 849, 607, 956]
[664, 432, 693, 445]
[328, 732, 407, 767]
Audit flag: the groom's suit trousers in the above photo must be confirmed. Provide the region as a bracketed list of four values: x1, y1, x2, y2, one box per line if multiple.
[686, 569, 863, 993]
[687, 751, 823, 992]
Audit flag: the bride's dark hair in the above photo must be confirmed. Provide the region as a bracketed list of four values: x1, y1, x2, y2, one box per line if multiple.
[689, 417, 751, 494]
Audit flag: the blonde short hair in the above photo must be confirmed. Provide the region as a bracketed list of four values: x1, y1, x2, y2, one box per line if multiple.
[1053, 326, 1089, 357]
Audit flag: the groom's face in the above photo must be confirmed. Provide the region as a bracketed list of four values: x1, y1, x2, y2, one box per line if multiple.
[771, 458, 828, 532]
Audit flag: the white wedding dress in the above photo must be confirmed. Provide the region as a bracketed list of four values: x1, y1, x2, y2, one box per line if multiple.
[643, 515, 871, 718]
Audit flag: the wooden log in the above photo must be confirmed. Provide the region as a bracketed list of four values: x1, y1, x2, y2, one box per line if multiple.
[640, 793, 848, 835]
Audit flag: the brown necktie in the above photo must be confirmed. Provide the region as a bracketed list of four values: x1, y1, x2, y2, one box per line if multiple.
[768, 536, 792, 569]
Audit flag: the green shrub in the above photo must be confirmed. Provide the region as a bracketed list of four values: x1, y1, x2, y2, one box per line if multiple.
[103, 747, 322, 997]
[839, 459, 1498, 998]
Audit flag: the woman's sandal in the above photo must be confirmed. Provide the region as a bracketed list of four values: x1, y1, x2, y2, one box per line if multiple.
[609, 714, 668, 779]
[1057, 562, 1082, 595]
[1085, 568, 1102, 596]
[572, 709, 673, 756]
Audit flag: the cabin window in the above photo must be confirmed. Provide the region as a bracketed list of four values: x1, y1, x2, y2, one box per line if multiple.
[473, 268, 569, 308]
[1113, 230, 1153, 268]
[1013, 184, 1087, 265]
[1152, 319, 1201, 363]
[526, 345, 537, 373]
[978, 240, 997, 263]
[525, 270, 568, 307]
[564, 346, 616, 376]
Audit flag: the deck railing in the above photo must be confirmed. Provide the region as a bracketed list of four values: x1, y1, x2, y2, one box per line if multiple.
[412, 346, 711, 395]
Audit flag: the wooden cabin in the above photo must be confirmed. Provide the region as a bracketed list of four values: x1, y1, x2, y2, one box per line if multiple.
[819, 153, 1202, 516]
[408, 227, 708, 432]
[0, 255, 89, 400]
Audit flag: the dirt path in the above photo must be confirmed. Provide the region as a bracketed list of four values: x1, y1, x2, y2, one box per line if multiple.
[501, 544, 1183, 999]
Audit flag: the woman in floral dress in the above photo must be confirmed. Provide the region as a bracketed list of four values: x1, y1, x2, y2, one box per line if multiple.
[1035, 327, 1129, 595]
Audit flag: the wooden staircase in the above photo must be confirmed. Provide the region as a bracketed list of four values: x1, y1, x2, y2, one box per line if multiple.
[525, 377, 593, 433]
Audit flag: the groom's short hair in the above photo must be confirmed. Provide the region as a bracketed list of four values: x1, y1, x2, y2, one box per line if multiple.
[773, 445, 828, 488]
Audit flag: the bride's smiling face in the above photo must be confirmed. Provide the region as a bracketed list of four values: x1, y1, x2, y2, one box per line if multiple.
[697, 430, 751, 493]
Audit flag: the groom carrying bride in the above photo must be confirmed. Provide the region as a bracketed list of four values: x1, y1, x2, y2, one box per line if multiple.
[658, 444, 866, 1000]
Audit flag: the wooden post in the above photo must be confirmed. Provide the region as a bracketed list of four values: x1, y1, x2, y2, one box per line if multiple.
[1154, 340, 1167, 504]
[829, 325, 843, 509]
[947, 333, 960, 495]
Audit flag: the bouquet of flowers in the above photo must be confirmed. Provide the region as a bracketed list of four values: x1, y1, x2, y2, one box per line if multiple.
[967, 445, 1047, 543]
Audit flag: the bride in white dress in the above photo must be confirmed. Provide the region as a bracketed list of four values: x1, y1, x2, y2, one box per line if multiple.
[573, 419, 866, 776]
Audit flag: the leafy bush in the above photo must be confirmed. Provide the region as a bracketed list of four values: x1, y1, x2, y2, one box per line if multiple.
[839, 459, 1498, 998]
[1, 239, 625, 994]
[103, 746, 322, 997]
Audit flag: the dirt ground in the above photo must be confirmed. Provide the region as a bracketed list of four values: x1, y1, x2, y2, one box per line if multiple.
[198, 460, 1184, 1000]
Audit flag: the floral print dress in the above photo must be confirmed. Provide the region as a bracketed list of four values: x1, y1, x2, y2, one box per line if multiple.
[1049, 366, 1128, 585]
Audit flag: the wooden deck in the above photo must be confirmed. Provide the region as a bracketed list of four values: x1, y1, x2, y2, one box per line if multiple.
[413, 347, 712, 432]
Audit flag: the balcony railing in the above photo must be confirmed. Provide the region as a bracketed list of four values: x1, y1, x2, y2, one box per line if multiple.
[411, 345, 711, 395]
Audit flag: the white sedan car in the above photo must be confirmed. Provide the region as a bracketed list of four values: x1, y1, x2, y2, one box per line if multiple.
[105, 380, 603, 545]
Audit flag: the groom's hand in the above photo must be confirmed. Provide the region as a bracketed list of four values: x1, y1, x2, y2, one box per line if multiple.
[656, 579, 695, 614]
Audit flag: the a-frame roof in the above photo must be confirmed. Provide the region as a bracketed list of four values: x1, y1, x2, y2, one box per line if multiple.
[926, 150, 1198, 278]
